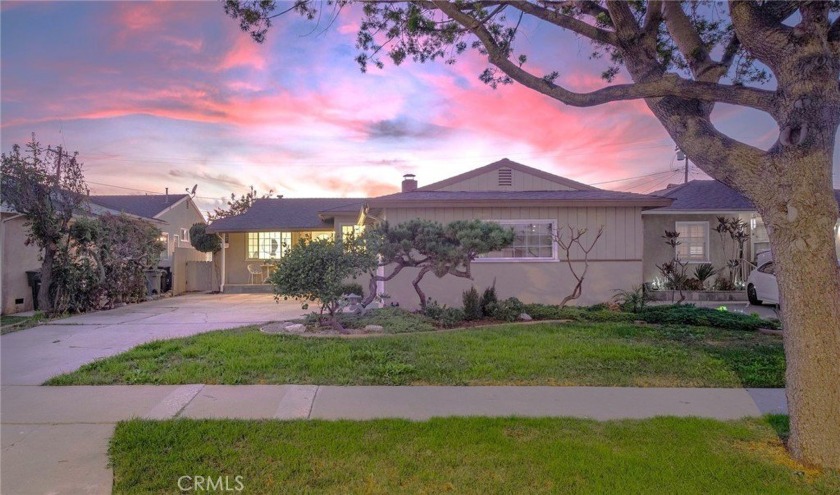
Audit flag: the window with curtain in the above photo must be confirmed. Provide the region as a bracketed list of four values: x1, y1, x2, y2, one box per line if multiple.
[479, 221, 555, 261]
[675, 222, 709, 262]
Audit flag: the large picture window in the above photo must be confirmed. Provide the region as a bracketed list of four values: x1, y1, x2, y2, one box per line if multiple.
[479, 221, 555, 261]
[675, 221, 709, 262]
[247, 232, 291, 260]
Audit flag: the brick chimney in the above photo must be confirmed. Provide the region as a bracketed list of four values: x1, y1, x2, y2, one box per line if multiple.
[402, 174, 417, 192]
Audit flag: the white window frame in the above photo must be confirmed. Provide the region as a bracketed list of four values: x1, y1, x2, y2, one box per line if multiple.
[674, 221, 710, 263]
[180, 228, 190, 242]
[246, 231, 292, 261]
[475, 219, 557, 263]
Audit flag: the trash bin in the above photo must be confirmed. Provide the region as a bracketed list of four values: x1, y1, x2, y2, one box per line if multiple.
[25, 270, 41, 311]
[143, 269, 163, 299]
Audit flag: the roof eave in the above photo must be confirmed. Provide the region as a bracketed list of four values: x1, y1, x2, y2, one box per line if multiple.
[367, 198, 672, 209]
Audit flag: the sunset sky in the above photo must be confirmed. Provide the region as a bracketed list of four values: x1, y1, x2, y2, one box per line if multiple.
[2, 1, 838, 215]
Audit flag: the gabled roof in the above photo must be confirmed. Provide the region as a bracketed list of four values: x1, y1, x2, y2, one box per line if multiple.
[418, 158, 598, 191]
[206, 198, 366, 233]
[367, 190, 671, 208]
[647, 180, 840, 212]
[90, 194, 190, 219]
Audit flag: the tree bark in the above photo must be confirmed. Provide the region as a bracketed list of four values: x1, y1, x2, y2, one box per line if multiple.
[412, 266, 433, 310]
[38, 243, 55, 313]
[754, 152, 840, 468]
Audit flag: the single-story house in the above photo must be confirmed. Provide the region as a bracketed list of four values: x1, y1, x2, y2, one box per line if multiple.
[642, 180, 840, 287]
[207, 159, 671, 307]
[88, 193, 209, 294]
[1, 192, 208, 314]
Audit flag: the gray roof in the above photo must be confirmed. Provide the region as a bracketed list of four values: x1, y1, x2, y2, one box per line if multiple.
[649, 180, 840, 212]
[206, 198, 365, 233]
[368, 190, 671, 206]
[90, 194, 189, 219]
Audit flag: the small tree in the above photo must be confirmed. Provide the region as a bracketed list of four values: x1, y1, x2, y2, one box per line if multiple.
[1, 137, 89, 313]
[189, 223, 222, 253]
[362, 219, 515, 310]
[270, 237, 377, 333]
[657, 230, 690, 304]
[209, 186, 274, 220]
[553, 225, 604, 307]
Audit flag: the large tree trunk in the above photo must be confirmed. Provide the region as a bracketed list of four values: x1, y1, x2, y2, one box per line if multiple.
[38, 243, 55, 313]
[754, 151, 840, 468]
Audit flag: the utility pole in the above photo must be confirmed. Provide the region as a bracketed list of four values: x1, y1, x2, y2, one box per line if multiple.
[676, 148, 689, 184]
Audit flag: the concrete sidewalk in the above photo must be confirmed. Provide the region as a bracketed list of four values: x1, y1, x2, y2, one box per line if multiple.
[1, 384, 787, 495]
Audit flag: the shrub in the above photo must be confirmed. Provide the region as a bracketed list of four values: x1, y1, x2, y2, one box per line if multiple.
[693, 263, 718, 287]
[270, 237, 377, 332]
[480, 284, 498, 316]
[422, 300, 465, 328]
[339, 282, 365, 298]
[638, 304, 776, 331]
[189, 223, 221, 253]
[462, 286, 482, 320]
[437, 307, 466, 328]
[488, 297, 524, 322]
[714, 276, 737, 291]
[612, 285, 652, 313]
[683, 278, 705, 291]
[319, 307, 436, 333]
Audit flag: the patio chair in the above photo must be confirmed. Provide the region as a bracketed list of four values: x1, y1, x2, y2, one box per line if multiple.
[247, 264, 263, 284]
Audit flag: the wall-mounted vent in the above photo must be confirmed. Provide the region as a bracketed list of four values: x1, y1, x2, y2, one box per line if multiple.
[498, 168, 513, 187]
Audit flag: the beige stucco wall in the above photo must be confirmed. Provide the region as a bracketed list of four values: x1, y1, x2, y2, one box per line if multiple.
[384, 206, 643, 261]
[1, 215, 43, 315]
[157, 198, 207, 268]
[383, 260, 641, 310]
[435, 168, 576, 192]
[642, 213, 755, 285]
[378, 205, 645, 308]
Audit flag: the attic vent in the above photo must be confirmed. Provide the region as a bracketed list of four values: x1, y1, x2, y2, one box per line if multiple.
[498, 168, 513, 187]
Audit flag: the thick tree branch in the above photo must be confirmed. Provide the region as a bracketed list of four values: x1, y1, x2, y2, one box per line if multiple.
[729, 0, 793, 71]
[504, 1, 617, 46]
[604, 0, 640, 41]
[663, 1, 725, 82]
[434, 0, 774, 112]
[643, 0, 664, 36]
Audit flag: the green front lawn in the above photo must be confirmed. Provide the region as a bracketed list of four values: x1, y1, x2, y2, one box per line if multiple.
[110, 416, 839, 494]
[47, 322, 785, 387]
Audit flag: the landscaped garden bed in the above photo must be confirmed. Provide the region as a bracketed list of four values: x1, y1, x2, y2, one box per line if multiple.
[109, 415, 839, 494]
[47, 318, 785, 387]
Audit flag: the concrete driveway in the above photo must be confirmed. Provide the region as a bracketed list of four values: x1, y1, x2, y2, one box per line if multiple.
[1, 293, 305, 385]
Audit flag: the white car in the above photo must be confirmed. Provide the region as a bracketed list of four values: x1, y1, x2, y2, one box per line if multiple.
[747, 260, 779, 305]
[747, 255, 840, 306]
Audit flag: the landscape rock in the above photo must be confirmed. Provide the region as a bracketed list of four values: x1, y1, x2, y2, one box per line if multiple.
[364, 325, 384, 333]
[518, 313, 533, 321]
[285, 323, 306, 333]
[260, 322, 306, 334]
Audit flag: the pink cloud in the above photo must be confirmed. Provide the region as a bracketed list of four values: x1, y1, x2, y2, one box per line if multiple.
[217, 34, 268, 71]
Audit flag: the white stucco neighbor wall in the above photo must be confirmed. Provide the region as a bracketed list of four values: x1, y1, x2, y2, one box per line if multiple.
[1, 214, 42, 315]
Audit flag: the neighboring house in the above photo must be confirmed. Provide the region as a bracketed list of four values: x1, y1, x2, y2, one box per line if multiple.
[89, 193, 209, 294]
[206, 198, 367, 292]
[0, 200, 166, 315]
[642, 180, 840, 287]
[207, 159, 671, 307]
